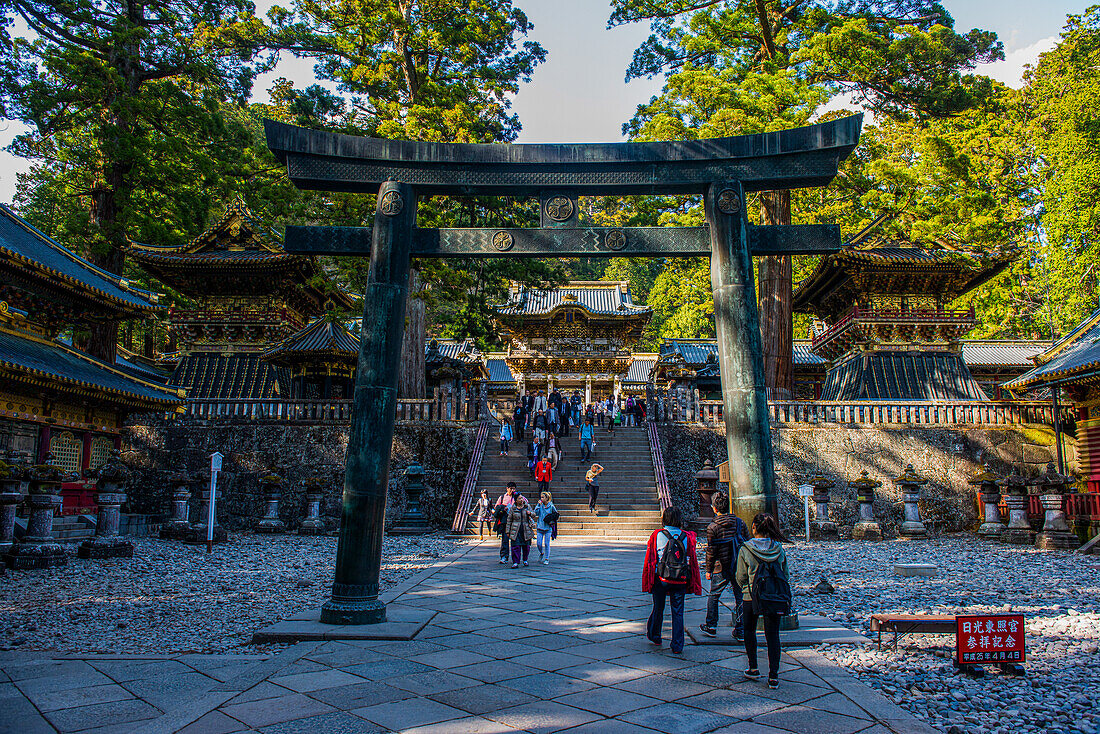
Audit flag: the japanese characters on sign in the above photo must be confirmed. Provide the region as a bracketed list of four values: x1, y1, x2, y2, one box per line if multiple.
[955, 614, 1025, 665]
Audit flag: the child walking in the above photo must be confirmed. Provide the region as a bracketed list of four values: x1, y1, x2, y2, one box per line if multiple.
[534, 492, 557, 565]
[507, 494, 537, 568]
[735, 512, 791, 689]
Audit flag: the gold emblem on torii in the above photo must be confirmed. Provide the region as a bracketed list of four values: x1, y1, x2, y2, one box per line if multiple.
[544, 196, 574, 222]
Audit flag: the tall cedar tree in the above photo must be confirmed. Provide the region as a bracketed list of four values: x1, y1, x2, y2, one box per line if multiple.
[609, 0, 1002, 395]
[0, 0, 269, 361]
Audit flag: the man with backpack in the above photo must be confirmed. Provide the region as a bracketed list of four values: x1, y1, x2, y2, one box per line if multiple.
[735, 512, 791, 689]
[493, 483, 518, 564]
[641, 506, 701, 654]
[700, 491, 748, 640]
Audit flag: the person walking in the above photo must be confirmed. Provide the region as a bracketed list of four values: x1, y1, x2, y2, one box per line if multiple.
[468, 489, 492, 538]
[545, 433, 560, 469]
[535, 455, 553, 496]
[494, 483, 517, 564]
[579, 419, 595, 462]
[513, 400, 526, 441]
[534, 390, 548, 414]
[641, 506, 701, 654]
[596, 399, 605, 427]
[534, 491, 557, 565]
[607, 398, 618, 435]
[735, 513, 791, 689]
[585, 463, 604, 514]
[507, 494, 537, 568]
[527, 437, 540, 479]
[533, 409, 548, 442]
[699, 491, 749, 640]
[499, 419, 513, 456]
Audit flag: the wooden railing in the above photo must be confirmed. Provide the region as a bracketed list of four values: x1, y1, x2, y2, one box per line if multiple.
[181, 393, 477, 424]
[647, 420, 673, 511]
[653, 396, 1073, 427]
[452, 420, 491, 533]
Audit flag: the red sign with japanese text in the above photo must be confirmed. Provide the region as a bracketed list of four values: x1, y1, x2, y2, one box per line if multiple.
[955, 614, 1025, 665]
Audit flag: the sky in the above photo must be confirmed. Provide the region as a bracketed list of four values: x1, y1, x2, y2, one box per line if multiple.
[0, 0, 1086, 204]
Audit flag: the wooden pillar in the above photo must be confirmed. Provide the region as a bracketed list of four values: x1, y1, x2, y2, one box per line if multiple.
[321, 180, 413, 626]
[705, 181, 777, 524]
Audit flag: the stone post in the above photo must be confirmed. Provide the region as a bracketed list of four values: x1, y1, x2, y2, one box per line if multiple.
[850, 471, 882, 541]
[299, 475, 327, 535]
[254, 467, 287, 534]
[695, 460, 719, 521]
[0, 451, 31, 556]
[808, 473, 837, 540]
[78, 450, 135, 559]
[187, 471, 228, 544]
[160, 470, 194, 540]
[1031, 463, 1080, 550]
[390, 463, 431, 535]
[968, 464, 1004, 539]
[4, 454, 68, 569]
[895, 464, 928, 538]
[998, 470, 1034, 545]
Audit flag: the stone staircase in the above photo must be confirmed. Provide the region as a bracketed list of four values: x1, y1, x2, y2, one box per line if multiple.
[469, 425, 663, 538]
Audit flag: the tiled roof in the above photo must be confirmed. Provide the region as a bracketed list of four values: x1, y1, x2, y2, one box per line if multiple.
[0, 205, 162, 313]
[960, 340, 1047, 367]
[625, 358, 655, 383]
[1004, 308, 1100, 389]
[658, 339, 720, 367]
[793, 340, 827, 366]
[427, 339, 482, 364]
[0, 329, 182, 406]
[172, 354, 288, 400]
[263, 318, 359, 360]
[822, 351, 989, 401]
[496, 281, 651, 317]
[485, 358, 515, 382]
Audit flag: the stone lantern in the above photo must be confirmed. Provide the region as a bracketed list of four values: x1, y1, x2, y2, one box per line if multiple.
[0, 450, 31, 556]
[695, 460, 720, 520]
[895, 464, 928, 538]
[969, 464, 1004, 539]
[299, 474, 327, 535]
[391, 463, 430, 535]
[998, 469, 1034, 545]
[1031, 463, 1080, 550]
[850, 470, 883, 541]
[254, 467, 287, 534]
[808, 473, 837, 540]
[5, 454, 70, 569]
[78, 450, 135, 559]
[160, 468, 194, 540]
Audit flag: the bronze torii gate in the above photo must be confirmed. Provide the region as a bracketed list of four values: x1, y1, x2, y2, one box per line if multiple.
[265, 115, 862, 625]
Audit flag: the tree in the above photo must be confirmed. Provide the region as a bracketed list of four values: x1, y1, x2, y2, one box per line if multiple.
[0, 0, 269, 361]
[610, 0, 1003, 395]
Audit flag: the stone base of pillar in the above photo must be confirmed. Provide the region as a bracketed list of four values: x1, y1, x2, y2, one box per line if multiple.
[298, 519, 327, 536]
[852, 522, 882, 541]
[4, 541, 67, 569]
[898, 522, 928, 538]
[978, 522, 1006, 539]
[77, 536, 135, 559]
[389, 518, 431, 535]
[160, 520, 192, 540]
[254, 519, 286, 534]
[1000, 528, 1036, 545]
[185, 525, 228, 545]
[1035, 531, 1082, 550]
[809, 521, 838, 540]
[320, 598, 387, 625]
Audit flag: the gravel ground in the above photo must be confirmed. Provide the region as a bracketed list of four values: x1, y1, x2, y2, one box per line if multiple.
[784, 535, 1100, 734]
[0, 533, 459, 655]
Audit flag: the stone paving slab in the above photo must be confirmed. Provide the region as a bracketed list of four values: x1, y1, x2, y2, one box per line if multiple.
[686, 613, 872, 647]
[0, 537, 940, 733]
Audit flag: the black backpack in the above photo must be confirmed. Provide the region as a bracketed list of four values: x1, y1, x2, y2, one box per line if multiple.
[750, 555, 792, 615]
[655, 529, 690, 585]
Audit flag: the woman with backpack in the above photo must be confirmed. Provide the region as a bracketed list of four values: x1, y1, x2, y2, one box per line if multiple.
[534, 491, 558, 565]
[641, 506, 701, 654]
[735, 512, 791, 689]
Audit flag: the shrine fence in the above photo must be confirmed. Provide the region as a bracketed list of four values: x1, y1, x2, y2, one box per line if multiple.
[179, 392, 481, 424]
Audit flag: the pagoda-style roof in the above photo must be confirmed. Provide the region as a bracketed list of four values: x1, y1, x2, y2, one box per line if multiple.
[496, 281, 652, 319]
[172, 354, 288, 400]
[426, 338, 488, 380]
[262, 316, 360, 367]
[1005, 308, 1100, 390]
[822, 351, 988, 401]
[793, 245, 1016, 319]
[0, 204, 164, 324]
[128, 198, 353, 308]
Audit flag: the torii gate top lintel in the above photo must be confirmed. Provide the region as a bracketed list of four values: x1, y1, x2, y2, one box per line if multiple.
[263, 114, 862, 196]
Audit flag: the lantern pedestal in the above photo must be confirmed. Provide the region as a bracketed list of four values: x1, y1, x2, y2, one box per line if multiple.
[1035, 494, 1081, 550]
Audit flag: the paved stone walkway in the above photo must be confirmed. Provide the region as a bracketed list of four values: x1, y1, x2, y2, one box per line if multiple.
[1, 538, 937, 733]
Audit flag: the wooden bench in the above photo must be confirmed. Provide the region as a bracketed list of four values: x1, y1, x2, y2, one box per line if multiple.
[870, 614, 956, 650]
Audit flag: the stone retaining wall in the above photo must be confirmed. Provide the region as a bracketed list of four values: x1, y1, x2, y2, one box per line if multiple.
[121, 417, 476, 532]
[657, 424, 1078, 535]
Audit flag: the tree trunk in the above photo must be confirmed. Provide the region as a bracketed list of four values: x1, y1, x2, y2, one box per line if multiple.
[398, 268, 427, 398]
[758, 190, 793, 400]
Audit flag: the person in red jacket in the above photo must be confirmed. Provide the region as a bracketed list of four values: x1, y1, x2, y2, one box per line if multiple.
[642, 506, 702, 653]
[535, 456, 553, 495]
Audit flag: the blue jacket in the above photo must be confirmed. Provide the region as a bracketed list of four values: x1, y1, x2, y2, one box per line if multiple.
[534, 501, 557, 531]
[500, 423, 513, 441]
[579, 423, 594, 441]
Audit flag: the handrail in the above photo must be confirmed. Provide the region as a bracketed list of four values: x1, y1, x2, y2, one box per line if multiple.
[452, 419, 491, 533]
[647, 419, 673, 511]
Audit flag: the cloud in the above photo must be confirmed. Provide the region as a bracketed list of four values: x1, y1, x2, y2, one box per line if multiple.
[978, 36, 1058, 88]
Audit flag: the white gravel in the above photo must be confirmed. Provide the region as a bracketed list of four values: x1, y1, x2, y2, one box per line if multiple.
[787, 535, 1100, 734]
[0, 533, 460, 655]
